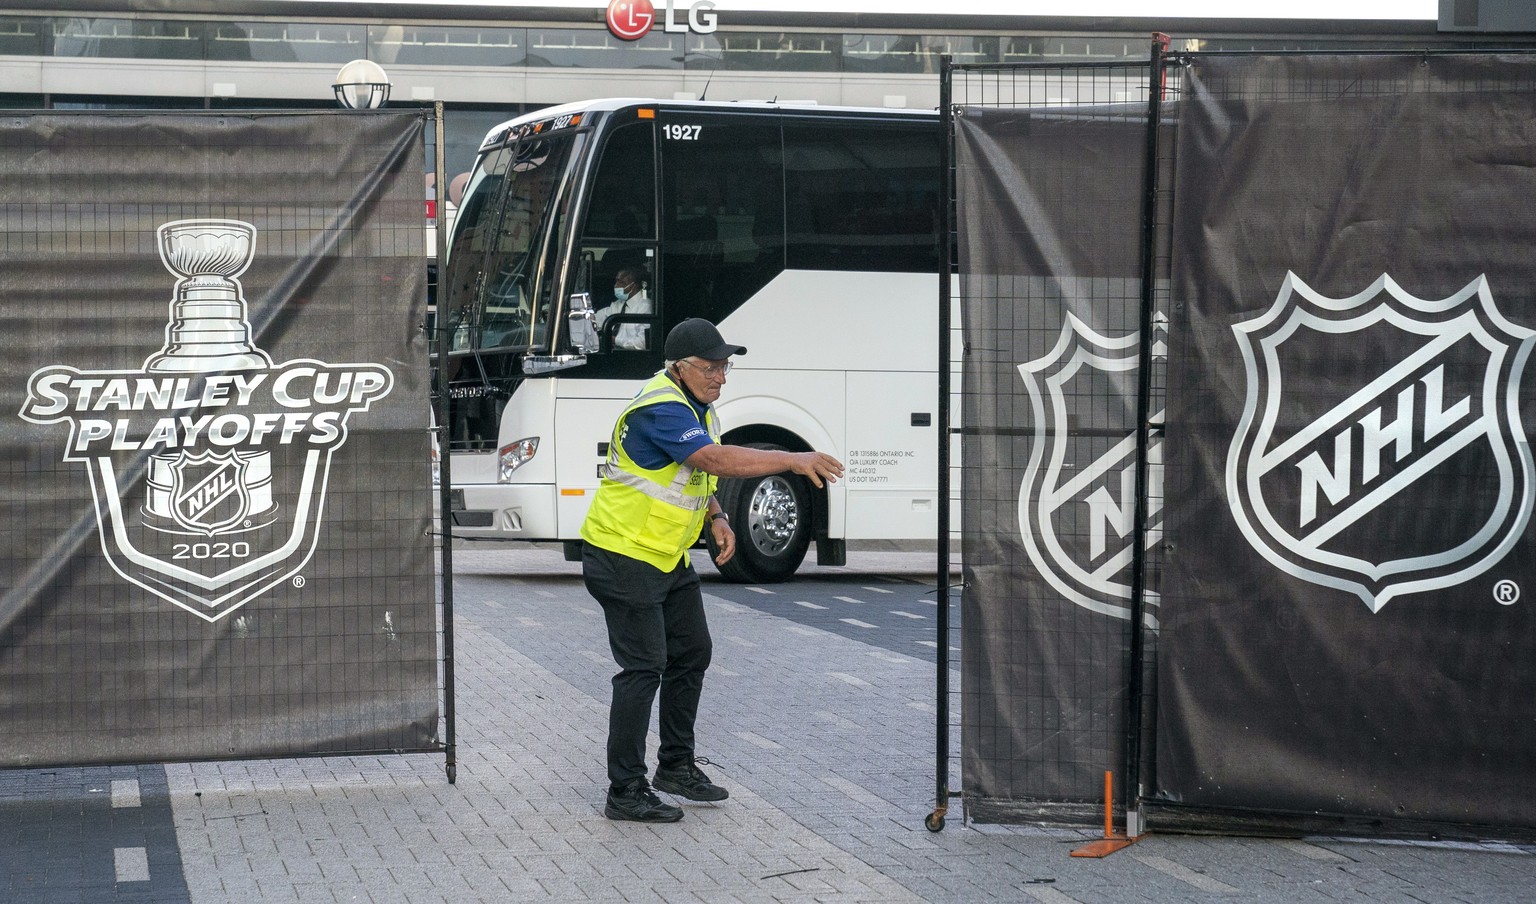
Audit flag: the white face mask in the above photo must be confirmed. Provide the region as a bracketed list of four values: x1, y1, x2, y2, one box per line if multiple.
[613, 286, 630, 304]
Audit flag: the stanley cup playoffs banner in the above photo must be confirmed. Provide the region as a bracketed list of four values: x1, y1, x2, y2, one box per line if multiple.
[1159, 55, 1536, 828]
[0, 112, 439, 766]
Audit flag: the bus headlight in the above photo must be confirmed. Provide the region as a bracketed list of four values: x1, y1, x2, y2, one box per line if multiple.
[498, 437, 539, 483]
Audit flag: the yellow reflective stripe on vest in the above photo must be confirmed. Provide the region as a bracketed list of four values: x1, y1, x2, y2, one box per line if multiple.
[598, 381, 710, 509]
[601, 460, 708, 510]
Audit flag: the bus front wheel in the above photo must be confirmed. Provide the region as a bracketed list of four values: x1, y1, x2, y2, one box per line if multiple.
[710, 444, 812, 584]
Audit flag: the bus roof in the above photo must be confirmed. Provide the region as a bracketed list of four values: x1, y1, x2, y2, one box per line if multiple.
[477, 97, 937, 153]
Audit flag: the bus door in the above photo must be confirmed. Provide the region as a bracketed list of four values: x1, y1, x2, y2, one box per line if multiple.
[564, 112, 660, 378]
[554, 111, 665, 530]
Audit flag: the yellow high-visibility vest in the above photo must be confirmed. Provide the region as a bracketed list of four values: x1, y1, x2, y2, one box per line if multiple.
[580, 370, 720, 571]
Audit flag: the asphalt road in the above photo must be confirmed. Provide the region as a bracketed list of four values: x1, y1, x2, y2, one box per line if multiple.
[698, 570, 961, 660]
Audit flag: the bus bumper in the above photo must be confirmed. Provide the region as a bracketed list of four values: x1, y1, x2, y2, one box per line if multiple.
[437, 483, 561, 540]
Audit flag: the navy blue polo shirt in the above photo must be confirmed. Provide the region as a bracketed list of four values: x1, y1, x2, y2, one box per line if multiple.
[620, 389, 716, 470]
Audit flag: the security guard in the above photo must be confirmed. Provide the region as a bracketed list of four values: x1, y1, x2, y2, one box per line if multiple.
[581, 318, 844, 822]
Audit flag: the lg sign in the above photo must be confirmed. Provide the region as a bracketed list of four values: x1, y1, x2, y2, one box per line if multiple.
[607, 0, 718, 41]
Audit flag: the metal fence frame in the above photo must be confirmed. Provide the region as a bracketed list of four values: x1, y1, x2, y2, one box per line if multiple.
[937, 42, 1536, 838]
[934, 40, 1171, 834]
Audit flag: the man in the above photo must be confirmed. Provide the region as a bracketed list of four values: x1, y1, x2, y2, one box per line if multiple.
[591, 267, 652, 351]
[580, 318, 844, 822]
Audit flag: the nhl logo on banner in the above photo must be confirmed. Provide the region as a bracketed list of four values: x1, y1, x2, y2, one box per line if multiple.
[148, 449, 272, 535]
[19, 219, 395, 622]
[1226, 273, 1535, 612]
[1017, 313, 1165, 623]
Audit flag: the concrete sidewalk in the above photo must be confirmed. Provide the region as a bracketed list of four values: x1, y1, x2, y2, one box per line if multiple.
[6, 543, 1535, 903]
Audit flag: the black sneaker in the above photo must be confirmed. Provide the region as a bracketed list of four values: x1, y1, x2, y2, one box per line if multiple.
[654, 758, 729, 802]
[604, 778, 683, 822]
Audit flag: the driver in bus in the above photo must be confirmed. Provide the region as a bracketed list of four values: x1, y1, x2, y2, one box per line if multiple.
[590, 267, 652, 351]
[580, 318, 844, 823]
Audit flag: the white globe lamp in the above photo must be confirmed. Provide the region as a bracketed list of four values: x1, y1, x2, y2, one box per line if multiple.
[333, 59, 391, 109]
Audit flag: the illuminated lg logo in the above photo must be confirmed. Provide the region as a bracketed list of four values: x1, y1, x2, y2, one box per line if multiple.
[606, 0, 655, 41]
[606, 0, 717, 41]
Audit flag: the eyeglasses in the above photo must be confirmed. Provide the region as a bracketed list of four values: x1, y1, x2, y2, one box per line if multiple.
[679, 358, 732, 378]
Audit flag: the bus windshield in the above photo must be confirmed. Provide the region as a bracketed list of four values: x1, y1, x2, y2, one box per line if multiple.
[442, 129, 580, 354]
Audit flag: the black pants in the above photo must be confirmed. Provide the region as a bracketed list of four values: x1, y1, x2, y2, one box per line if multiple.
[582, 543, 713, 788]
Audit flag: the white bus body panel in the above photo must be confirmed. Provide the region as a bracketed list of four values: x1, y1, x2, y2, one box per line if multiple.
[553, 392, 635, 536]
[843, 370, 941, 539]
[717, 270, 940, 371]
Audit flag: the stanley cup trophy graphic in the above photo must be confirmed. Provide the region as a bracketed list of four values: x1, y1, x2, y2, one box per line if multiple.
[147, 219, 272, 372]
[143, 220, 277, 536]
[20, 217, 395, 622]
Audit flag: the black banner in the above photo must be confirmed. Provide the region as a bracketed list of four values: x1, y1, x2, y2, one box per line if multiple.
[955, 100, 1152, 814]
[0, 112, 438, 766]
[1160, 55, 1536, 828]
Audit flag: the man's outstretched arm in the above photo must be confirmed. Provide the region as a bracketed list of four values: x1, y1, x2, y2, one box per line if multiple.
[685, 444, 844, 488]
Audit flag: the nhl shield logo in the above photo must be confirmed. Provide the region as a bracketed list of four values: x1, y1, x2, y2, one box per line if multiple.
[1227, 273, 1536, 612]
[1018, 314, 1165, 622]
[164, 451, 257, 535]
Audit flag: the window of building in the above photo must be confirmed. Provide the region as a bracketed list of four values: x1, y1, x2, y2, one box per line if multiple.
[525, 28, 684, 69]
[0, 17, 46, 56]
[51, 18, 204, 60]
[207, 21, 363, 63]
[48, 94, 206, 109]
[841, 34, 1001, 73]
[368, 25, 525, 68]
[688, 31, 841, 72]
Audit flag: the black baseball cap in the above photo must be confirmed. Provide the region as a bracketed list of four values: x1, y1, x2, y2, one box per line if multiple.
[664, 318, 747, 361]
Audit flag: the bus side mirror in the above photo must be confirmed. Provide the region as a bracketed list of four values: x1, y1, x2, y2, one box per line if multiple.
[567, 292, 597, 353]
[523, 293, 595, 373]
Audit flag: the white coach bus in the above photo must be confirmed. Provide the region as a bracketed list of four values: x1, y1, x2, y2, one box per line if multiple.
[435, 98, 953, 582]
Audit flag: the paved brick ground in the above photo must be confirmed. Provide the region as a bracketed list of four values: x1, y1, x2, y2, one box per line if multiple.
[5, 543, 1534, 902]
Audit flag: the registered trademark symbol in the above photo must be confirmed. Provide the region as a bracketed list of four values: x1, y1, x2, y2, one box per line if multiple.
[1494, 579, 1520, 605]
[292, 575, 306, 589]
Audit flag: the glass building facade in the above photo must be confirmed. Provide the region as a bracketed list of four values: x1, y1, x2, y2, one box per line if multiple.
[1, 14, 1471, 73]
[3, 8, 1525, 183]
